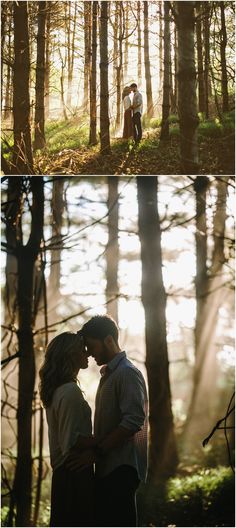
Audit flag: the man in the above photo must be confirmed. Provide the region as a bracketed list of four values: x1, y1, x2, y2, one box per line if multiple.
[82, 315, 148, 527]
[130, 83, 143, 143]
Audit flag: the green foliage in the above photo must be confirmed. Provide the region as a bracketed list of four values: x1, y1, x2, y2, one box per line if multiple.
[1, 132, 13, 161]
[169, 124, 180, 137]
[198, 119, 223, 138]
[141, 113, 151, 129]
[137, 466, 235, 527]
[149, 117, 161, 129]
[45, 119, 89, 153]
[168, 114, 179, 124]
[221, 110, 235, 136]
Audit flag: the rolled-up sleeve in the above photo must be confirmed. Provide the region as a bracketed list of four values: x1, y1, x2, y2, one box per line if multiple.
[118, 368, 147, 432]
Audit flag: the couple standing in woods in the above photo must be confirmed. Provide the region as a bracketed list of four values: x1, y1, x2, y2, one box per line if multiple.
[39, 315, 148, 527]
[122, 83, 143, 143]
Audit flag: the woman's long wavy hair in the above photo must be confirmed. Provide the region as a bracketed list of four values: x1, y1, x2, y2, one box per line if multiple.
[39, 332, 83, 408]
[122, 86, 131, 100]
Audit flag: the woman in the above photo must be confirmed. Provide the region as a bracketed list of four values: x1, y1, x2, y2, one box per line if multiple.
[122, 86, 133, 139]
[39, 332, 96, 527]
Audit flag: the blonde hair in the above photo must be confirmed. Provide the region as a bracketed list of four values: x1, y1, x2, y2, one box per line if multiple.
[122, 86, 131, 100]
[39, 332, 83, 407]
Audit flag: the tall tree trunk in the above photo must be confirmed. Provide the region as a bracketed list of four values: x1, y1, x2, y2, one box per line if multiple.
[12, 177, 44, 527]
[176, 1, 199, 174]
[137, 176, 178, 481]
[100, 1, 110, 154]
[1, 2, 7, 107]
[184, 177, 229, 449]
[34, 1, 46, 151]
[13, 1, 34, 174]
[203, 2, 211, 118]
[66, 2, 77, 110]
[4, 177, 21, 326]
[89, 1, 98, 145]
[48, 177, 64, 304]
[112, 2, 119, 87]
[115, 2, 123, 129]
[123, 2, 129, 80]
[106, 177, 119, 323]
[59, 47, 68, 121]
[45, 3, 51, 119]
[137, 1, 142, 85]
[219, 1, 229, 113]
[143, 1, 154, 118]
[173, 25, 178, 112]
[196, 2, 206, 114]
[83, 1, 92, 112]
[158, 1, 163, 96]
[4, 10, 13, 120]
[160, 1, 170, 140]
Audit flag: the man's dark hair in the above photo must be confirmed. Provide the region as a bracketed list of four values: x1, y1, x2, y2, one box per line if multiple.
[81, 315, 119, 343]
[130, 83, 137, 89]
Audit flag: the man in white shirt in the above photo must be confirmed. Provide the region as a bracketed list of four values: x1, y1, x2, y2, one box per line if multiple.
[130, 83, 143, 143]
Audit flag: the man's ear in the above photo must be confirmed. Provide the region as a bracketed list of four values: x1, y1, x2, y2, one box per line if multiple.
[104, 335, 113, 348]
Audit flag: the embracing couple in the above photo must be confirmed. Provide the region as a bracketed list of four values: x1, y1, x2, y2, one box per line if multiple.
[122, 83, 143, 143]
[39, 315, 148, 527]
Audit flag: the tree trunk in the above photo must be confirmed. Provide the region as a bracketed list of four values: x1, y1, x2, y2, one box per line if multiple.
[203, 3, 211, 118]
[143, 1, 154, 118]
[160, 1, 170, 140]
[176, 1, 199, 174]
[48, 177, 64, 303]
[100, 1, 111, 154]
[112, 2, 119, 87]
[124, 2, 129, 79]
[137, 1, 142, 85]
[59, 47, 68, 121]
[3, 10, 13, 120]
[137, 176, 178, 481]
[89, 1, 98, 145]
[13, 1, 34, 174]
[158, 1, 163, 96]
[219, 1, 229, 113]
[184, 177, 229, 449]
[4, 177, 21, 326]
[115, 2, 123, 129]
[13, 177, 44, 527]
[196, 2, 206, 114]
[83, 1, 92, 112]
[34, 1, 46, 151]
[45, 3, 51, 119]
[66, 2, 77, 110]
[106, 176, 119, 323]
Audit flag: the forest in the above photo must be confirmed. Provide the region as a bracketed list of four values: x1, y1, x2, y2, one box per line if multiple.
[1, 1, 235, 176]
[1, 175, 235, 527]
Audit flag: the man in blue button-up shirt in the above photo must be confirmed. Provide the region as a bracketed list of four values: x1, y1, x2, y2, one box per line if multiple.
[81, 315, 148, 527]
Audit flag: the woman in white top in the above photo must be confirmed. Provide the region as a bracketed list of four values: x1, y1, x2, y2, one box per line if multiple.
[122, 86, 133, 139]
[39, 332, 96, 527]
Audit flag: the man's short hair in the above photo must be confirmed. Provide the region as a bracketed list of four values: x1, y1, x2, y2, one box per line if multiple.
[81, 315, 119, 343]
[130, 83, 137, 89]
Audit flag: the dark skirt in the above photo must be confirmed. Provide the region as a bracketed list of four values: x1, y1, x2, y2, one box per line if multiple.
[50, 463, 95, 527]
[123, 109, 133, 139]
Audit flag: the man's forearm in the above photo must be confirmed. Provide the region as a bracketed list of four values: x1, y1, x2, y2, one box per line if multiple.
[97, 426, 135, 454]
[73, 434, 97, 450]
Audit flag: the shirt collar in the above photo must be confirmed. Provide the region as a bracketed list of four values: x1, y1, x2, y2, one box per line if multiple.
[100, 351, 126, 376]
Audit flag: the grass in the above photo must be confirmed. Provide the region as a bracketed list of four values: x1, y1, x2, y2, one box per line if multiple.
[44, 118, 90, 154]
[137, 466, 235, 527]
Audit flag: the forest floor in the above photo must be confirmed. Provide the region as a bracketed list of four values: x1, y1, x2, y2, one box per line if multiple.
[36, 121, 235, 176]
[1, 465, 234, 527]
